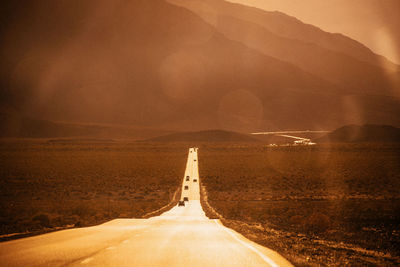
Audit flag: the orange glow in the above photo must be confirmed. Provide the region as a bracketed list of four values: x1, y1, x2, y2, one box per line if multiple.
[227, 0, 400, 65]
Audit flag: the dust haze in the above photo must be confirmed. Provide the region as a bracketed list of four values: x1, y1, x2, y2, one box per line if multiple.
[1, 0, 399, 135]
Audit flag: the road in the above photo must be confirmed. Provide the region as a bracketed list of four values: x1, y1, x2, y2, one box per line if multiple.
[0, 148, 292, 267]
[251, 131, 328, 135]
[277, 134, 310, 141]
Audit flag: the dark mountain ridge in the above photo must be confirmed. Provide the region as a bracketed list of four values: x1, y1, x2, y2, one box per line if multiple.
[315, 124, 400, 143]
[146, 129, 259, 142]
[169, 0, 399, 72]
[0, 113, 172, 139]
[168, 0, 400, 97]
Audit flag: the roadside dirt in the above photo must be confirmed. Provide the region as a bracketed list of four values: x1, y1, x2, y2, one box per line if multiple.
[199, 143, 400, 266]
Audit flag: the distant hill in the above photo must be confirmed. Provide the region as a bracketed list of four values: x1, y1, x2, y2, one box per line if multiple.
[0, 114, 95, 138]
[0, 113, 171, 139]
[146, 130, 259, 143]
[315, 124, 400, 143]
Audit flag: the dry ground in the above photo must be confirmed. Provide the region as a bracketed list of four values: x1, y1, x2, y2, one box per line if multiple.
[0, 140, 187, 239]
[199, 143, 400, 266]
[1, 140, 399, 266]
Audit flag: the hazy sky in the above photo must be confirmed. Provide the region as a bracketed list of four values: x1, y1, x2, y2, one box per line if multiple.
[227, 0, 400, 64]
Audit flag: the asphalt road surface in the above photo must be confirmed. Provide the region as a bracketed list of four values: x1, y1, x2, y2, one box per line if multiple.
[0, 148, 292, 266]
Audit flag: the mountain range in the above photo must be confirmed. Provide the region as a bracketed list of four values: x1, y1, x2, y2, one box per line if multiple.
[227, 0, 400, 65]
[1, 0, 399, 136]
[315, 124, 400, 143]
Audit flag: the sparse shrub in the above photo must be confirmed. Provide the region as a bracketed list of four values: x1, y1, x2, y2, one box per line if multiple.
[32, 214, 51, 228]
[303, 212, 330, 233]
[290, 215, 304, 226]
[72, 204, 93, 217]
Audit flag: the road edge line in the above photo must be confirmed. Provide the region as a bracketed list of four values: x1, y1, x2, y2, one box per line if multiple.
[214, 220, 281, 267]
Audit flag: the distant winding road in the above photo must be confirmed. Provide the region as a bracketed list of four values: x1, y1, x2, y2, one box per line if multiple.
[0, 148, 292, 266]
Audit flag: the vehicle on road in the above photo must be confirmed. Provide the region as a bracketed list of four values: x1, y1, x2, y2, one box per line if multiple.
[193, 179, 197, 182]
[178, 201, 185, 206]
[186, 176, 190, 181]
[194, 159, 197, 161]
[184, 185, 189, 190]
[183, 197, 189, 201]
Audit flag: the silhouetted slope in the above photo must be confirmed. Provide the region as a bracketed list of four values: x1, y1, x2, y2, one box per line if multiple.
[315, 124, 400, 143]
[0, 113, 171, 139]
[230, 0, 400, 66]
[146, 130, 259, 142]
[0, 114, 95, 138]
[169, 0, 400, 96]
[169, 0, 398, 72]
